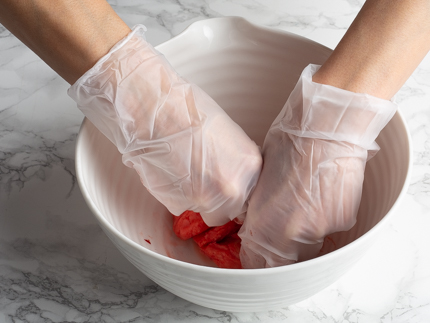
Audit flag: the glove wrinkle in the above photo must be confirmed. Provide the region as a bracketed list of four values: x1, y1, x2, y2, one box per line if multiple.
[68, 24, 262, 226]
[239, 64, 397, 268]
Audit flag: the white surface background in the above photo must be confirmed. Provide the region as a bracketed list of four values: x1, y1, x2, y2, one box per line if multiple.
[1, 0, 430, 322]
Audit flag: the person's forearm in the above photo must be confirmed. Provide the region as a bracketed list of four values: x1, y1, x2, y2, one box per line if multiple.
[0, 0, 131, 84]
[313, 0, 430, 100]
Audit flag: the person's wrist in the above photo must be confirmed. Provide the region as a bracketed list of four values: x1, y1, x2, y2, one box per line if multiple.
[63, 8, 131, 84]
[72, 24, 131, 84]
[0, 0, 131, 84]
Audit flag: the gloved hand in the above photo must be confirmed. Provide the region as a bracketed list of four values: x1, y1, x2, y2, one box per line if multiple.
[239, 64, 397, 268]
[68, 25, 262, 227]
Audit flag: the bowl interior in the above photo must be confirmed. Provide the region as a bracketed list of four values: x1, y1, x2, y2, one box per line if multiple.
[76, 17, 411, 267]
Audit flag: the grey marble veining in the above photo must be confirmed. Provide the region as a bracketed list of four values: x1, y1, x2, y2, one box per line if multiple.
[1, 0, 430, 322]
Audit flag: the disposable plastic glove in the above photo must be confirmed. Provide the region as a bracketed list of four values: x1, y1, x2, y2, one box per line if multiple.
[239, 64, 397, 268]
[68, 25, 262, 227]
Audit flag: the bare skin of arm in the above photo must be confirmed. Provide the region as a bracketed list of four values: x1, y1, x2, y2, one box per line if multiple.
[0, 0, 429, 94]
[313, 0, 430, 100]
[0, 0, 130, 84]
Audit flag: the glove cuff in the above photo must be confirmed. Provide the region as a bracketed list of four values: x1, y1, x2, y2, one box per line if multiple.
[69, 24, 148, 87]
[277, 64, 397, 150]
[67, 24, 163, 154]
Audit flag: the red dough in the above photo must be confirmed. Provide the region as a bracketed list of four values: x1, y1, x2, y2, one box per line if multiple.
[193, 220, 241, 248]
[172, 210, 242, 269]
[173, 210, 209, 240]
[200, 234, 242, 269]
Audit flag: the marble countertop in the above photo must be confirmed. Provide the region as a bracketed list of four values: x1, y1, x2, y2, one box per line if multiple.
[1, 0, 430, 321]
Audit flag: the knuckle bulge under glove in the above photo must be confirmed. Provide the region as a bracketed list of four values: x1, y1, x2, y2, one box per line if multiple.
[68, 25, 262, 227]
[239, 64, 397, 269]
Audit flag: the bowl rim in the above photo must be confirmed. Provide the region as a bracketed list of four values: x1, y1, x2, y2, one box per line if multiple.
[75, 16, 413, 274]
[156, 16, 331, 55]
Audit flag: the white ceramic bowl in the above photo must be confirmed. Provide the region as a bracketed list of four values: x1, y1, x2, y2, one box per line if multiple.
[75, 17, 412, 312]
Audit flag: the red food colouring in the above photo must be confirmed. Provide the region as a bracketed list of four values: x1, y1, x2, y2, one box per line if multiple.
[325, 236, 336, 248]
[172, 210, 209, 240]
[318, 235, 337, 257]
[192, 221, 241, 248]
[144, 239, 151, 244]
[172, 210, 242, 269]
[200, 234, 242, 269]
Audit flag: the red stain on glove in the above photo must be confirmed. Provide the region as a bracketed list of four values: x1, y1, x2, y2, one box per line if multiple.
[172, 211, 242, 269]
